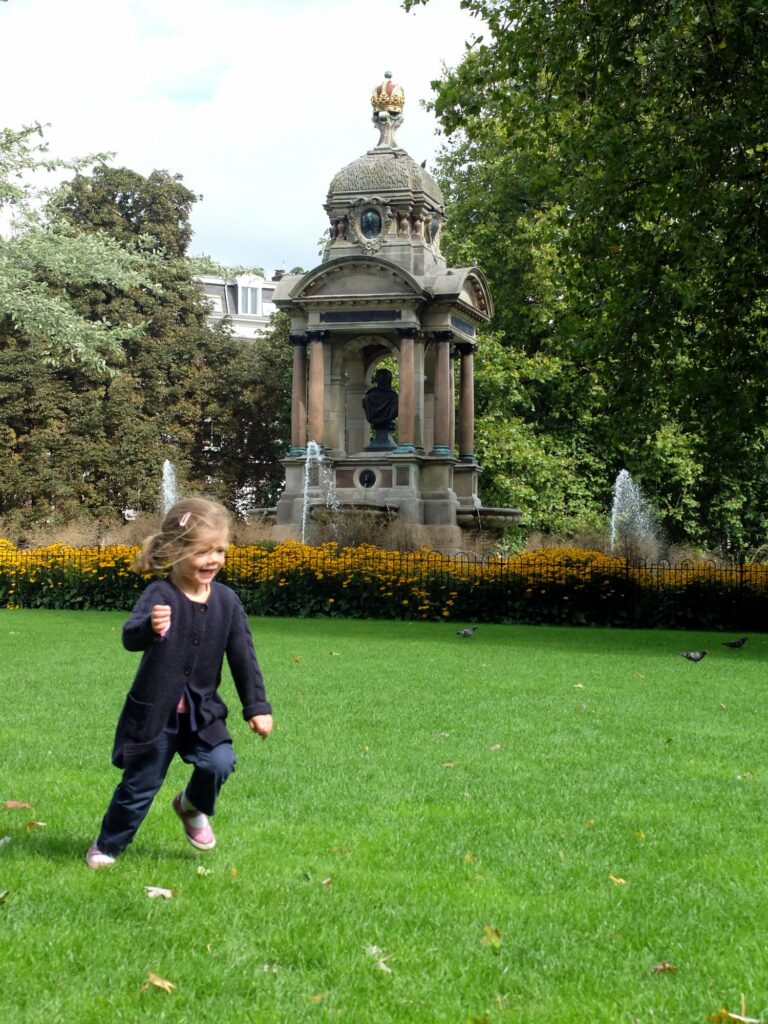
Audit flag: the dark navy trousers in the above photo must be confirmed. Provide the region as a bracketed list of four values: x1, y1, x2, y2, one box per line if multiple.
[97, 715, 236, 856]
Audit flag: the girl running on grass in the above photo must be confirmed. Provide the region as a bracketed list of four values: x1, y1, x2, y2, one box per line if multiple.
[86, 498, 273, 868]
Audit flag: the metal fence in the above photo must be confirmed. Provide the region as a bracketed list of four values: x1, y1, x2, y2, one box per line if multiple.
[2, 544, 767, 629]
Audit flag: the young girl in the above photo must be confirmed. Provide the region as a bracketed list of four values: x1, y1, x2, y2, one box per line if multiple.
[86, 498, 273, 868]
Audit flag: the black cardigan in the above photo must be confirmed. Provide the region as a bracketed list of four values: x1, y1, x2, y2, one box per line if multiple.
[112, 578, 271, 768]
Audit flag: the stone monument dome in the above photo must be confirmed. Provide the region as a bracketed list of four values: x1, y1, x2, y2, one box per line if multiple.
[323, 72, 446, 275]
[269, 73, 520, 548]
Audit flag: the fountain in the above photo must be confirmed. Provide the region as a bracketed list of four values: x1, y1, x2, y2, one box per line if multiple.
[301, 441, 341, 543]
[161, 460, 179, 516]
[266, 73, 521, 547]
[610, 469, 663, 560]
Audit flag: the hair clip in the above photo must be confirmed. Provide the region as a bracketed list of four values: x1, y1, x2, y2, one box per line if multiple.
[179, 512, 191, 527]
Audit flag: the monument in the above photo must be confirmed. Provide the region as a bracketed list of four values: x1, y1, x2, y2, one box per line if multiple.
[270, 73, 520, 546]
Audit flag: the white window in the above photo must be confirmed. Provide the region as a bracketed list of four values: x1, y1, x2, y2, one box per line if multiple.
[240, 287, 260, 315]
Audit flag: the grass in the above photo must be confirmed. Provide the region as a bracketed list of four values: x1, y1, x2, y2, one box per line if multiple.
[1, 609, 766, 1024]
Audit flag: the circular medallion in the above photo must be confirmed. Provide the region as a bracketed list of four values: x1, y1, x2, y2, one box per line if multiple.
[361, 209, 382, 239]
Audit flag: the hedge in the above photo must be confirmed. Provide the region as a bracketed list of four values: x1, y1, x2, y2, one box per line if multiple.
[1, 539, 766, 631]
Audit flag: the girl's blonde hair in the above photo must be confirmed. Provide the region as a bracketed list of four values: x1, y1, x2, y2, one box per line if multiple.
[133, 498, 231, 575]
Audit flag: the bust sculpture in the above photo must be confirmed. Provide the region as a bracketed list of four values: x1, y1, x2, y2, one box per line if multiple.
[362, 367, 398, 450]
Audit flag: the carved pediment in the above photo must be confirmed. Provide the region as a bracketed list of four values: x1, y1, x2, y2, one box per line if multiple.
[459, 270, 493, 318]
[294, 257, 426, 303]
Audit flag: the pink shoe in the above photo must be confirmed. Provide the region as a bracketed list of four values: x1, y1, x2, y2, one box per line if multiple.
[172, 792, 216, 851]
[86, 842, 116, 869]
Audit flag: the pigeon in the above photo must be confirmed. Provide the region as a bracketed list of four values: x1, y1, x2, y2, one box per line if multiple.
[680, 650, 708, 662]
[722, 636, 748, 649]
[457, 627, 478, 638]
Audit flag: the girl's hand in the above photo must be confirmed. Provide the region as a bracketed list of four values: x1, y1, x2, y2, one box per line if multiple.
[248, 714, 273, 739]
[151, 604, 172, 636]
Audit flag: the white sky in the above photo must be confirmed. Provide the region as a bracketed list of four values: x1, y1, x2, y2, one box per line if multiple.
[0, 0, 480, 275]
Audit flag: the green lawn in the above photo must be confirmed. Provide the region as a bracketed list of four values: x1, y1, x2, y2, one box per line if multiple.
[1, 610, 766, 1023]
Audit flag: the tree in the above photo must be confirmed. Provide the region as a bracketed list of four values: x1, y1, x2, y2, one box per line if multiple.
[0, 125, 160, 372]
[191, 313, 293, 511]
[405, 0, 768, 554]
[55, 165, 292, 518]
[0, 155, 292, 530]
[187, 254, 266, 278]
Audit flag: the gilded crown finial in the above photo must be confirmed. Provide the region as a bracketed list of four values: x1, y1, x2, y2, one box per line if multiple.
[371, 71, 405, 113]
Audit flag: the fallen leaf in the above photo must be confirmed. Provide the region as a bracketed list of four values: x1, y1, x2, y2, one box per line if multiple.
[230, 866, 238, 878]
[635, 672, 646, 679]
[442, 761, 461, 769]
[4, 801, 33, 810]
[489, 743, 502, 751]
[144, 886, 173, 900]
[650, 961, 678, 974]
[609, 873, 627, 886]
[321, 877, 332, 887]
[573, 683, 585, 689]
[0, 836, 11, 847]
[636, 830, 646, 840]
[143, 971, 175, 994]
[365, 944, 394, 972]
[25, 821, 46, 830]
[708, 1010, 762, 1024]
[481, 925, 502, 950]
[463, 852, 477, 863]
[585, 818, 596, 829]
[0, 890, 9, 903]
[292, 656, 303, 663]
[329, 651, 341, 657]
[308, 992, 326, 1004]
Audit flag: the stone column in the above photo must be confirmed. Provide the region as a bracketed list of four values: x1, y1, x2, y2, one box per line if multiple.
[307, 330, 328, 447]
[288, 334, 307, 455]
[431, 331, 453, 456]
[449, 346, 457, 456]
[458, 343, 477, 462]
[395, 328, 418, 453]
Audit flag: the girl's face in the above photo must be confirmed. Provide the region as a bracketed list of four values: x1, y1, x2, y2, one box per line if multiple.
[172, 531, 229, 596]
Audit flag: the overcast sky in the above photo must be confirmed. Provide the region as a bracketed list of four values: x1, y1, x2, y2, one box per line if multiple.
[1, 0, 480, 275]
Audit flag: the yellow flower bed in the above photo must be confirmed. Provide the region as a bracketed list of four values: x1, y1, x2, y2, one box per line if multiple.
[1, 539, 766, 627]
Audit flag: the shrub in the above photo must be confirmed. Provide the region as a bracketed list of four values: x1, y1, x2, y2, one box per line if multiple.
[1, 540, 766, 630]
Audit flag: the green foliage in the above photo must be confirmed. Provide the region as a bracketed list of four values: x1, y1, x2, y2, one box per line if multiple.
[3, 541, 767, 631]
[187, 253, 266, 278]
[0, 153, 292, 526]
[0, 126, 160, 372]
[53, 165, 198, 258]
[407, 0, 768, 554]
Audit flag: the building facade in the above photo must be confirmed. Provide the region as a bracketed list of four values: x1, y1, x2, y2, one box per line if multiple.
[196, 271, 285, 341]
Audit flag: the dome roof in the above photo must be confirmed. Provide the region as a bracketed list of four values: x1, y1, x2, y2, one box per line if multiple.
[327, 148, 444, 209]
[322, 74, 447, 273]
